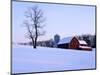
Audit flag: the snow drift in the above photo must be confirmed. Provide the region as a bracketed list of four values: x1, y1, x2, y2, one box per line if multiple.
[12, 45, 96, 74]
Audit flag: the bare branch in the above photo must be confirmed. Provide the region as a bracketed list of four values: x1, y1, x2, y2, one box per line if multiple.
[37, 31, 45, 36]
[23, 6, 46, 49]
[23, 21, 33, 38]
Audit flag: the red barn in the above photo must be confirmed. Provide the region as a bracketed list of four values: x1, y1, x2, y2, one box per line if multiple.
[57, 36, 92, 51]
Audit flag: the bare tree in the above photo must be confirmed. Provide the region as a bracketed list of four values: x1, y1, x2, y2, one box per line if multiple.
[23, 6, 46, 49]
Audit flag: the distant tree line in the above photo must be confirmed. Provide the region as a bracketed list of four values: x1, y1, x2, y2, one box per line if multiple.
[77, 34, 96, 48]
[18, 34, 60, 48]
[28, 39, 54, 47]
[18, 34, 96, 48]
[28, 34, 60, 48]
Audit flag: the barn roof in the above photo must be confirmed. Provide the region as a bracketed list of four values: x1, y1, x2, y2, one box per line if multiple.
[79, 46, 91, 49]
[58, 36, 87, 45]
[78, 40, 87, 45]
[58, 37, 73, 44]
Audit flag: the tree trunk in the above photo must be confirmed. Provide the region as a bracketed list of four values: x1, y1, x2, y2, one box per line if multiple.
[34, 37, 37, 48]
[31, 37, 34, 49]
[34, 22, 38, 49]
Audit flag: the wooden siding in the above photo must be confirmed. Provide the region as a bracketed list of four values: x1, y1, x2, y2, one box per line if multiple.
[69, 37, 79, 49]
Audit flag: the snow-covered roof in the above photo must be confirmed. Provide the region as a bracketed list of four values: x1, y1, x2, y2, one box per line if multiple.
[58, 37, 73, 44]
[58, 36, 87, 45]
[78, 40, 87, 45]
[79, 46, 91, 49]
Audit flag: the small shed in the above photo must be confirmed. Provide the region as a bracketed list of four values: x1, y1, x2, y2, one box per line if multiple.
[57, 36, 92, 50]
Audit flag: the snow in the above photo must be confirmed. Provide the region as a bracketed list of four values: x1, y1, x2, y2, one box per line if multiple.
[58, 37, 73, 44]
[12, 45, 96, 74]
[78, 40, 87, 45]
[79, 46, 91, 49]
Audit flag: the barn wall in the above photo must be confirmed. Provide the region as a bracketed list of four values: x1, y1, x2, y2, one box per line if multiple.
[69, 37, 79, 49]
[57, 43, 69, 49]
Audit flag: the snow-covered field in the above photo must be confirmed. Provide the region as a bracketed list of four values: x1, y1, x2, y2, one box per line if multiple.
[12, 45, 96, 74]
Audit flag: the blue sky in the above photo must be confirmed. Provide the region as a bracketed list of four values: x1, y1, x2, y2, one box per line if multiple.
[12, 1, 95, 43]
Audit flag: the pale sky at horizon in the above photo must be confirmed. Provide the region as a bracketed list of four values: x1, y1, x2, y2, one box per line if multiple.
[12, 1, 96, 43]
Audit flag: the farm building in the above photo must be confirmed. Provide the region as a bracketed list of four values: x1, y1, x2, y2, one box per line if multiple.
[57, 36, 92, 50]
